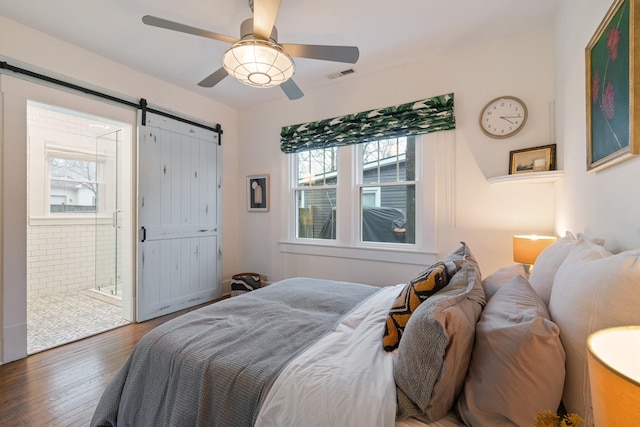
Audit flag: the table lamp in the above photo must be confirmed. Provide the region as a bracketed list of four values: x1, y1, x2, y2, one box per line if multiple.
[512, 235, 556, 273]
[587, 326, 640, 426]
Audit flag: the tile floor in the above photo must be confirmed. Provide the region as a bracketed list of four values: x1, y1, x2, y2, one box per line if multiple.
[27, 290, 130, 354]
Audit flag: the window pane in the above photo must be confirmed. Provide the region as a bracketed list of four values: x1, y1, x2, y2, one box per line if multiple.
[296, 188, 336, 239]
[50, 180, 97, 213]
[48, 157, 98, 214]
[360, 184, 415, 244]
[297, 147, 338, 187]
[49, 158, 97, 181]
[362, 137, 414, 184]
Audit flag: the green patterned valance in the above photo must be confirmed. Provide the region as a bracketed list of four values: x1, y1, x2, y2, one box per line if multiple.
[280, 93, 455, 153]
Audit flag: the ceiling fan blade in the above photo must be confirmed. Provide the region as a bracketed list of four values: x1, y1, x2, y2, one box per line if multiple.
[142, 15, 238, 44]
[198, 68, 228, 88]
[280, 44, 360, 64]
[252, 0, 281, 40]
[281, 79, 304, 100]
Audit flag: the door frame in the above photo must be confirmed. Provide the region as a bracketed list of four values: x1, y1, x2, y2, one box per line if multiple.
[0, 74, 137, 363]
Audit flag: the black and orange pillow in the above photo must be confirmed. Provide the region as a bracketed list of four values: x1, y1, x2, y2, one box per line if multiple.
[383, 262, 449, 352]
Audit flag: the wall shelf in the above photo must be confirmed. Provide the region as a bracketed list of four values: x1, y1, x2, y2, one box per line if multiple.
[488, 170, 564, 184]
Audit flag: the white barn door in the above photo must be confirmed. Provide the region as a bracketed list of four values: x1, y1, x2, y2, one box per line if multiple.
[137, 112, 221, 322]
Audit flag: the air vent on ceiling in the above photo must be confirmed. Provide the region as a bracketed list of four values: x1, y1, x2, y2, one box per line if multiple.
[327, 68, 356, 80]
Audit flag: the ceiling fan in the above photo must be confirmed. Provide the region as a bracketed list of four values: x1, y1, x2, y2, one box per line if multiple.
[142, 0, 360, 100]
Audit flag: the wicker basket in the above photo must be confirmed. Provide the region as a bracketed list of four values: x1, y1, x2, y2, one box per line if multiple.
[230, 272, 261, 297]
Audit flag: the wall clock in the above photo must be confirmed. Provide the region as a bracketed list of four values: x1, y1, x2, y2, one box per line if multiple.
[479, 96, 528, 138]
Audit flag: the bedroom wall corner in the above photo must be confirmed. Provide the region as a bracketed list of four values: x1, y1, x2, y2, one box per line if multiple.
[553, 0, 640, 252]
[434, 130, 556, 275]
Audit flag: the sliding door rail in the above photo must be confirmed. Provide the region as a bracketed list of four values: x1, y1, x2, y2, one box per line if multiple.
[0, 60, 223, 143]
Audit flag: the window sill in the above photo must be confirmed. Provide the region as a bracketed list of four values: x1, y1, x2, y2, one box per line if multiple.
[278, 240, 437, 266]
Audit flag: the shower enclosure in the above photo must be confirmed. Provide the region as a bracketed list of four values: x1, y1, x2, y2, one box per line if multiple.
[94, 129, 123, 298]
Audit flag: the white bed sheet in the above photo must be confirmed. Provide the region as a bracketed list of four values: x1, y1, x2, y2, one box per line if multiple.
[255, 284, 465, 427]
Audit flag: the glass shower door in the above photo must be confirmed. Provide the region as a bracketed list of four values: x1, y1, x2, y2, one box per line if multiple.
[95, 130, 122, 297]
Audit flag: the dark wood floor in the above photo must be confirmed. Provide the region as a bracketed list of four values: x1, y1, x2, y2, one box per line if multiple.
[0, 300, 219, 426]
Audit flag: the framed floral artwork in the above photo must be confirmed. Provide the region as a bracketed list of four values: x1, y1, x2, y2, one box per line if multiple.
[586, 0, 640, 172]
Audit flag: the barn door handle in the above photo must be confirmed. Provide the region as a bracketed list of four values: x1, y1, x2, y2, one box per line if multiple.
[140, 226, 147, 242]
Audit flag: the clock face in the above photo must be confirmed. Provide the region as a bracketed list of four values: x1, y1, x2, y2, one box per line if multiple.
[480, 96, 528, 138]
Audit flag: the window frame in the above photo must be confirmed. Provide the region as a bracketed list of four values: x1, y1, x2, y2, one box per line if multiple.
[29, 141, 112, 226]
[355, 137, 418, 246]
[281, 133, 438, 264]
[47, 154, 102, 215]
[291, 146, 339, 240]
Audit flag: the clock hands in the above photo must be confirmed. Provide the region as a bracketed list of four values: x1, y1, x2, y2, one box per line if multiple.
[500, 115, 522, 124]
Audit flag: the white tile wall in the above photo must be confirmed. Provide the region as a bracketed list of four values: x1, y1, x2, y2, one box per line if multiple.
[28, 103, 110, 138]
[26, 105, 118, 297]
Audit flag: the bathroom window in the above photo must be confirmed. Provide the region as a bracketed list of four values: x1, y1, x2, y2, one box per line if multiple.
[48, 156, 100, 213]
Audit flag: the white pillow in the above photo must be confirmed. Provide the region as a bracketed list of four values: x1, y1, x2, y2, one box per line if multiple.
[548, 239, 640, 425]
[457, 275, 565, 426]
[529, 232, 604, 305]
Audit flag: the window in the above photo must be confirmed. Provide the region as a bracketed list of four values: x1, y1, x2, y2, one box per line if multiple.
[282, 94, 453, 261]
[359, 137, 415, 244]
[290, 135, 420, 247]
[294, 147, 337, 240]
[48, 157, 100, 213]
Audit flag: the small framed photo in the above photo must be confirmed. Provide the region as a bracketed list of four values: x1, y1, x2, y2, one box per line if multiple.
[247, 175, 269, 212]
[509, 144, 557, 175]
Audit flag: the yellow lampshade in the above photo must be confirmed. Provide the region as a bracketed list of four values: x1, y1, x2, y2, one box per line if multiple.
[587, 326, 640, 426]
[512, 235, 556, 265]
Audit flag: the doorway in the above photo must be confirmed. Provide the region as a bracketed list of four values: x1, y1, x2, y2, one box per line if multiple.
[26, 101, 133, 354]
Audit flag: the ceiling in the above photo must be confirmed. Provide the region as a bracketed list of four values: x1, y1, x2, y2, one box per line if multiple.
[0, 0, 559, 110]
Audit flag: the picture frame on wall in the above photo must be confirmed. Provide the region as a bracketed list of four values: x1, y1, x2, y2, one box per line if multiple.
[509, 144, 557, 175]
[247, 175, 269, 212]
[585, 0, 640, 172]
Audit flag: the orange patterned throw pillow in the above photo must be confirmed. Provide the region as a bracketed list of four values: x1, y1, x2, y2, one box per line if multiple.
[383, 262, 449, 352]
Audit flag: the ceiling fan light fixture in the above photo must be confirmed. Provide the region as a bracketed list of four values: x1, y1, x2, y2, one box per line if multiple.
[222, 39, 294, 88]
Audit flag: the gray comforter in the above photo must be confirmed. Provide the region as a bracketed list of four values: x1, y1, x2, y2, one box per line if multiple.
[91, 277, 378, 427]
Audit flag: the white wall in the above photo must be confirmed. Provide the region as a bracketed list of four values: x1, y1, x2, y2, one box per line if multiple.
[0, 15, 241, 362]
[554, 0, 640, 252]
[237, 27, 557, 286]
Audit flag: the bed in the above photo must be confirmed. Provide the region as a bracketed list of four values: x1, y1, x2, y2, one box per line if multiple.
[92, 236, 640, 426]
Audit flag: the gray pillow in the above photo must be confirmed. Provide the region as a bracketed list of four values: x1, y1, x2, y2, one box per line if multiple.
[395, 259, 485, 423]
[481, 263, 526, 300]
[457, 275, 565, 426]
[443, 242, 477, 276]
